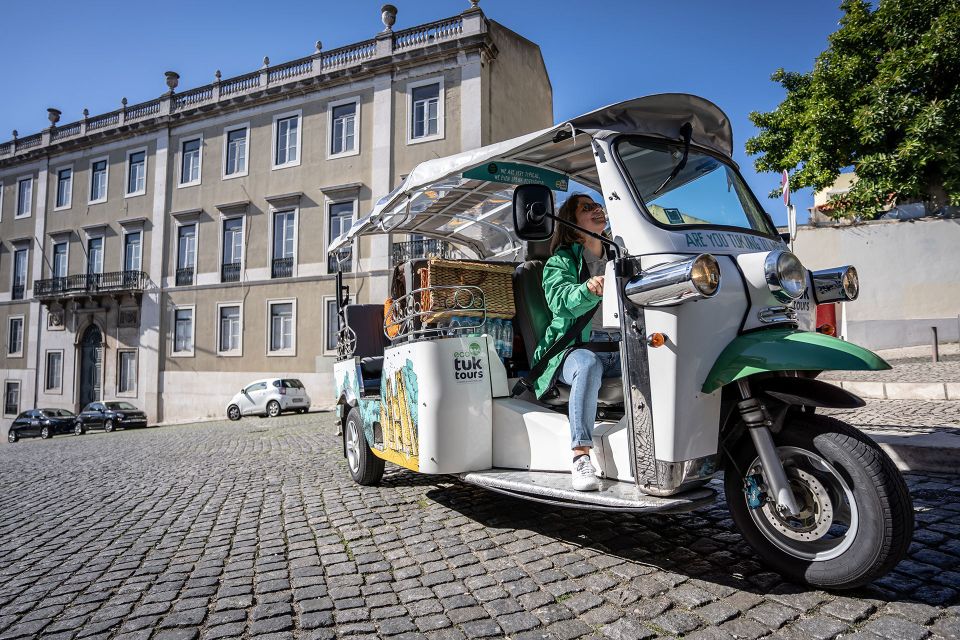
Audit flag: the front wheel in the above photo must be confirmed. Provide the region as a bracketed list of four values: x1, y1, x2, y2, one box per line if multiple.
[724, 413, 913, 590]
[104, 419, 114, 433]
[344, 407, 384, 486]
[74, 422, 84, 436]
[40, 426, 51, 439]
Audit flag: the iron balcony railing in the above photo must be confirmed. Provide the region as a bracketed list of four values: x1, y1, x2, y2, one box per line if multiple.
[391, 239, 455, 267]
[175, 267, 195, 286]
[272, 257, 293, 279]
[221, 262, 241, 283]
[328, 249, 352, 274]
[34, 271, 148, 298]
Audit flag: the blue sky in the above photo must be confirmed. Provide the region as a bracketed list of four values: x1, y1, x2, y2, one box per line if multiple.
[2, 0, 845, 225]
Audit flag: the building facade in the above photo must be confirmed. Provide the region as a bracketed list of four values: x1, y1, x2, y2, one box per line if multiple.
[0, 4, 552, 436]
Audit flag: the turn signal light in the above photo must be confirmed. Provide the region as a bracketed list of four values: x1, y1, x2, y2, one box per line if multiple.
[647, 333, 667, 348]
[817, 323, 836, 336]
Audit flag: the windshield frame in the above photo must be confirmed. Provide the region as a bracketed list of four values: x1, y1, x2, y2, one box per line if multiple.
[612, 135, 780, 239]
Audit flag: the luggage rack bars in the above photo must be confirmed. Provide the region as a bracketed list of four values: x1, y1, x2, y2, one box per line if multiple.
[385, 285, 487, 342]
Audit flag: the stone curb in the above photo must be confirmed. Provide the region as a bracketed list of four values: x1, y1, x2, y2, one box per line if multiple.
[863, 428, 960, 474]
[823, 379, 960, 401]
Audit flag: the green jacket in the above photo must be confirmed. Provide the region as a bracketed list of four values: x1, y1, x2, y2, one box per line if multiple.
[531, 243, 602, 398]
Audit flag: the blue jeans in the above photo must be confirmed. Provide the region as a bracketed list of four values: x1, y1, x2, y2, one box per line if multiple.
[558, 331, 622, 448]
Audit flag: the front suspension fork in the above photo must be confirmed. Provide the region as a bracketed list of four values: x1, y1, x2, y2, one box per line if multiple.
[736, 379, 801, 517]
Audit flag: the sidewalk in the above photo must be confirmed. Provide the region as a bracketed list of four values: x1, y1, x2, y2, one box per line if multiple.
[822, 344, 960, 400]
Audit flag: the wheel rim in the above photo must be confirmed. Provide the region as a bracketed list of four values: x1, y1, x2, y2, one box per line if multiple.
[8, 432, 15, 443]
[75, 424, 82, 435]
[346, 419, 361, 475]
[105, 421, 113, 431]
[746, 446, 859, 561]
[269, 403, 279, 417]
[228, 406, 240, 420]
[42, 428, 49, 438]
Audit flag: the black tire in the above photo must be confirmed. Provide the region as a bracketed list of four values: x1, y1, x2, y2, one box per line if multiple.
[40, 426, 51, 439]
[104, 419, 114, 433]
[7, 430, 17, 443]
[724, 413, 913, 590]
[227, 405, 241, 421]
[344, 407, 384, 486]
[266, 401, 281, 418]
[74, 422, 84, 436]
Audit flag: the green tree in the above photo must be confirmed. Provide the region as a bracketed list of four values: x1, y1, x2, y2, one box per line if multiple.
[746, 0, 960, 220]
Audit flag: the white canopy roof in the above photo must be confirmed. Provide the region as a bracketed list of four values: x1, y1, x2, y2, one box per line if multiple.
[330, 94, 732, 259]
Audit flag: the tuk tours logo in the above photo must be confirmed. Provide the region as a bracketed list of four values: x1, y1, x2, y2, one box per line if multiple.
[453, 342, 485, 383]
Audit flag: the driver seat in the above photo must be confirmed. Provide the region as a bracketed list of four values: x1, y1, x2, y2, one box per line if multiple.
[512, 261, 624, 407]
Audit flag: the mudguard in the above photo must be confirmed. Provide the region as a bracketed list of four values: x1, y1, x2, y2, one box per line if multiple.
[702, 329, 890, 394]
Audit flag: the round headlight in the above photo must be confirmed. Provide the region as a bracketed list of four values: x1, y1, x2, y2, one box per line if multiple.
[690, 254, 720, 297]
[764, 250, 807, 302]
[842, 266, 859, 300]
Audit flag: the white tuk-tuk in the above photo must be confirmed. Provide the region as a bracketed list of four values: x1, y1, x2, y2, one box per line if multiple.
[330, 94, 912, 590]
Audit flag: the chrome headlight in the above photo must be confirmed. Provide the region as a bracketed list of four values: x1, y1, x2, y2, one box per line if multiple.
[624, 253, 721, 307]
[810, 265, 859, 303]
[764, 250, 807, 302]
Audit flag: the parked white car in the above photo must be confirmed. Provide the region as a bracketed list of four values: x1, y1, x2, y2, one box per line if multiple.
[227, 378, 311, 420]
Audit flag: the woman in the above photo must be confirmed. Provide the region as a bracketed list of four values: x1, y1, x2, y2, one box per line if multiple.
[532, 193, 621, 492]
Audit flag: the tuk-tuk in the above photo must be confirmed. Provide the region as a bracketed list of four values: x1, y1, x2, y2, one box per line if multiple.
[330, 94, 913, 590]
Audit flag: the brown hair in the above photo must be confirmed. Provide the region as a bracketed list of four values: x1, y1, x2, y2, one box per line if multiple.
[549, 193, 591, 254]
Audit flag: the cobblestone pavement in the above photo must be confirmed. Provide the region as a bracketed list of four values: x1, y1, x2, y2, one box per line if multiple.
[822, 399, 960, 431]
[2, 413, 960, 640]
[825, 347, 960, 383]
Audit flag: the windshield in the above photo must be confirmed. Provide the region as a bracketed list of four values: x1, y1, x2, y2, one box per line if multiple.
[616, 138, 777, 236]
[106, 402, 137, 410]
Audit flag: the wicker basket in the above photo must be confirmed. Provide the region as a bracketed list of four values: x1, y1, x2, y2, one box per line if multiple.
[420, 259, 516, 323]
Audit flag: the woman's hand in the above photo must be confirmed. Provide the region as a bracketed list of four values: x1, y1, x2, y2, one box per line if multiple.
[586, 275, 604, 296]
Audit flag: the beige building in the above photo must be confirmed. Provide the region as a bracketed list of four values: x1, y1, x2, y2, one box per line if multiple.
[0, 4, 552, 435]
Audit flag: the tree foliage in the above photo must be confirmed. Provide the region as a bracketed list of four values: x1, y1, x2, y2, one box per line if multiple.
[746, 0, 960, 219]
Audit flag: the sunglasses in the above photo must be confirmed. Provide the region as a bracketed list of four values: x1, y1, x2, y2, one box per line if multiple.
[579, 201, 603, 212]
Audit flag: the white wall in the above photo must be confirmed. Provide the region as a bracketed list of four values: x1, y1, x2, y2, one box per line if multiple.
[793, 217, 960, 350]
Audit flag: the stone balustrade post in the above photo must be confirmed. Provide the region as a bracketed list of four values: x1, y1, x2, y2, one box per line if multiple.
[119, 98, 127, 125]
[212, 70, 221, 101]
[80, 109, 89, 135]
[461, 6, 485, 35]
[260, 57, 270, 88]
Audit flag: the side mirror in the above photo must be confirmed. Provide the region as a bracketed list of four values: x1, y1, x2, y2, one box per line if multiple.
[513, 184, 555, 241]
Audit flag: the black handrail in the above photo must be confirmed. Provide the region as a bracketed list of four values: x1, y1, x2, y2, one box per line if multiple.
[221, 262, 241, 283]
[272, 257, 293, 279]
[391, 239, 453, 266]
[175, 267, 195, 286]
[34, 271, 148, 298]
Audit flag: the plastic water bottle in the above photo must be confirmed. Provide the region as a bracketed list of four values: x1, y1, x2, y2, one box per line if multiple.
[502, 320, 514, 359]
[493, 319, 504, 357]
[447, 316, 461, 336]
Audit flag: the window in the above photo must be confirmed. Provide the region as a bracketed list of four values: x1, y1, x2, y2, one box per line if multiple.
[224, 125, 248, 177]
[173, 308, 194, 355]
[87, 237, 104, 275]
[7, 317, 24, 357]
[409, 80, 443, 142]
[118, 350, 137, 393]
[218, 305, 242, 354]
[273, 112, 301, 168]
[330, 98, 359, 157]
[327, 201, 354, 273]
[124, 231, 142, 272]
[45, 351, 63, 392]
[56, 167, 73, 209]
[272, 210, 295, 278]
[222, 218, 243, 282]
[325, 299, 339, 352]
[126, 149, 146, 195]
[90, 158, 108, 203]
[12, 248, 28, 300]
[16, 177, 32, 218]
[4, 382, 20, 416]
[177, 224, 197, 286]
[268, 301, 295, 354]
[53, 242, 68, 279]
[180, 137, 202, 186]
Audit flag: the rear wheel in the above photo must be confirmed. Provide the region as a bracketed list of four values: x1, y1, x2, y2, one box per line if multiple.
[7, 430, 17, 443]
[266, 401, 281, 418]
[344, 407, 384, 486]
[104, 419, 114, 433]
[227, 405, 241, 421]
[40, 426, 51, 439]
[724, 413, 913, 589]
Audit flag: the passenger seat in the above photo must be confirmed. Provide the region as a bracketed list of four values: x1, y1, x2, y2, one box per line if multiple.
[344, 304, 389, 393]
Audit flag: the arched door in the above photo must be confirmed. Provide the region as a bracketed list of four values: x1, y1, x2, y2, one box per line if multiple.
[78, 325, 103, 408]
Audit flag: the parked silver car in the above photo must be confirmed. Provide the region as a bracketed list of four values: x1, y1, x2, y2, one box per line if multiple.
[227, 378, 311, 420]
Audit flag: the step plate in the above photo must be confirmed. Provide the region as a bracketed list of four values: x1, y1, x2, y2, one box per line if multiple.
[458, 469, 715, 513]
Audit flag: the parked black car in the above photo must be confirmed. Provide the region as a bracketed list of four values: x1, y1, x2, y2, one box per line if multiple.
[74, 402, 148, 434]
[7, 409, 77, 442]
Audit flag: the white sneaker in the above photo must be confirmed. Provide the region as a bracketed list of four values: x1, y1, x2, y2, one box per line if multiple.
[571, 456, 600, 491]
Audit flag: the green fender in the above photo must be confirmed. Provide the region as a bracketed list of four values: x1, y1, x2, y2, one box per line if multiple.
[701, 329, 891, 394]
